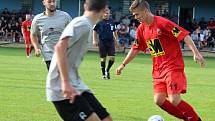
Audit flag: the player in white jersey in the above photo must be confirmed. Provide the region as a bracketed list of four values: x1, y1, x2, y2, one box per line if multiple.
[31, 0, 72, 70]
[46, 0, 113, 121]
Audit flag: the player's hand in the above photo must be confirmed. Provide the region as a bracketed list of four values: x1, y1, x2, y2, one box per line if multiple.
[35, 49, 41, 57]
[61, 81, 80, 103]
[193, 53, 205, 68]
[116, 64, 125, 75]
[92, 41, 98, 48]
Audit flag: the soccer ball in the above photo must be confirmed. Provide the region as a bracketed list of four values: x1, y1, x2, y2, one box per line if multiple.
[147, 115, 164, 121]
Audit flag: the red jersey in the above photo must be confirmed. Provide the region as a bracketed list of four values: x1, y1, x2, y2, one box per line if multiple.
[22, 20, 32, 38]
[132, 16, 189, 78]
[207, 21, 215, 28]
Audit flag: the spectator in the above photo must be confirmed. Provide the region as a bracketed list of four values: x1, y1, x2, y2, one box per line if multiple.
[0, 24, 4, 40]
[207, 32, 215, 50]
[207, 18, 215, 38]
[129, 22, 137, 43]
[121, 15, 131, 26]
[118, 23, 130, 48]
[198, 17, 208, 30]
[207, 18, 215, 30]
[191, 26, 205, 49]
[189, 18, 198, 32]
[13, 22, 21, 43]
[5, 23, 13, 43]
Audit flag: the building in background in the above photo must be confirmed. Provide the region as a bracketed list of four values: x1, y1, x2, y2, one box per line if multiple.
[0, 0, 214, 24]
[0, 0, 214, 49]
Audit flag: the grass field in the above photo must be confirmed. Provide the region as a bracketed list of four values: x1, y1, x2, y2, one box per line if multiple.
[0, 47, 215, 121]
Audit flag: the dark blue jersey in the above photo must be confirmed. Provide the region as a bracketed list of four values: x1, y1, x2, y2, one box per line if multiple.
[93, 19, 116, 42]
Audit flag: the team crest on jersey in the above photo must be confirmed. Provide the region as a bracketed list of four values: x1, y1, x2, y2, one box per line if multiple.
[146, 38, 165, 57]
[172, 27, 181, 37]
[133, 39, 139, 46]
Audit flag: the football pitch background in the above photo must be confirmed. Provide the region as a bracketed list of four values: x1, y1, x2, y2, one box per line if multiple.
[0, 47, 214, 121]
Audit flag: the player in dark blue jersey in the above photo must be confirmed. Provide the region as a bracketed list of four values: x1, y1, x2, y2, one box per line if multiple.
[93, 9, 118, 79]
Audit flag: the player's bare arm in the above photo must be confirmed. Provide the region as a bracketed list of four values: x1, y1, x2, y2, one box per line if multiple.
[92, 31, 98, 47]
[113, 31, 118, 47]
[30, 34, 41, 57]
[116, 48, 140, 75]
[21, 26, 26, 41]
[184, 35, 206, 67]
[55, 37, 79, 103]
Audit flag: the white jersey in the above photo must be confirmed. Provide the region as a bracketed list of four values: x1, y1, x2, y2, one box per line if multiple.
[31, 10, 72, 61]
[46, 16, 93, 101]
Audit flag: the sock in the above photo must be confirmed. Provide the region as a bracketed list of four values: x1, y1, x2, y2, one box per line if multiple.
[30, 46, 34, 54]
[106, 60, 114, 72]
[101, 61, 106, 76]
[159, 100, 184, 119]
[177, 100, 200, 121]
[26, 47, 30, 56]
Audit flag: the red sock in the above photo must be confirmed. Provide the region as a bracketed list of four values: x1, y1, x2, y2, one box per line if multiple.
[177, 100, 200, 121]
[159, 100, 184, 119]
[26, 47, 30, 56]
[30, 46, 33, 54]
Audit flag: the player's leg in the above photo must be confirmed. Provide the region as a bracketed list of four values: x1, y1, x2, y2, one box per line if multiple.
[82, 92, 113, 121]
[25, 37, 31, 58]
[86, 113, 101, 121]
[167, 71, 201, 121]
[52, 95, 101, 121]
[30, 45, 34, 55]
[99, 42, 107, 79]
[100, 57, 106, 79]
[25, 44, 30, 57]
[45, 60, 51, 70]
[29, 38, 34, 55]
[106, 42, 115, 79]
[153, 81, 184, 119]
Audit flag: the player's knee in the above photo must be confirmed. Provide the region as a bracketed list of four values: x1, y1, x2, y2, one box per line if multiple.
[100, 57, 106, 62]
[102, 116, 113, 121]
[154, 99, 165, 106]
[109, 56, 115, 61]
[168, 94, 181, 106]
[154, 96, 166, 106]
[168, 98, 181, 106]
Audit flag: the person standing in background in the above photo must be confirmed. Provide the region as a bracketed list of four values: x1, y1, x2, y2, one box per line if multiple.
[93, 9, 118, 79]
[22, 14, 33, 58]
[31, 0, 72, 70]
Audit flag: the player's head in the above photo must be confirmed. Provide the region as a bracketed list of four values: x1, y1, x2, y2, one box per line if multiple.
[25, 14, 31, 21]
[102, 8, 110, 20]
[129, 0, 151, 22]
[84, 0, 109, 17]
[84, 0, 108, 12]
[42, 0, 56, 13]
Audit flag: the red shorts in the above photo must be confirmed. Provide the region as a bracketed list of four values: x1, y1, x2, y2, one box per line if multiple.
[153, 70, 187, 95]
[25, 36, 31, 45]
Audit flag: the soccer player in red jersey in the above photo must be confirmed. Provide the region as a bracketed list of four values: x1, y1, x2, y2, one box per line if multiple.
[116, 0, 205, 121]
[22, 14, 33, 58]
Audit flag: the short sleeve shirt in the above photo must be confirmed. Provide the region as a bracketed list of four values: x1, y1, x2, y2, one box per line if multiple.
[46, 16, 93, 101]
[93, 19, 116, 42]
[31, 10, 72, 61]
[132, 16, 190, 78]
[22, 20, 32, 38]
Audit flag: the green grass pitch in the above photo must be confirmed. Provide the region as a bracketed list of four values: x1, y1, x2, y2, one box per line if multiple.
[0, 47, 215, 121]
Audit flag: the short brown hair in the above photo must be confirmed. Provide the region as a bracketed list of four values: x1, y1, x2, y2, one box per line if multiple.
[84, 0, 108, 12]
[129, 0, 150, 12]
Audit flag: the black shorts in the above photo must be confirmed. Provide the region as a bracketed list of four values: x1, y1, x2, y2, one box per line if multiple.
[45, 61, 51, 70]
[98, 41, 115, 58]
[52, 92, 110, 121]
